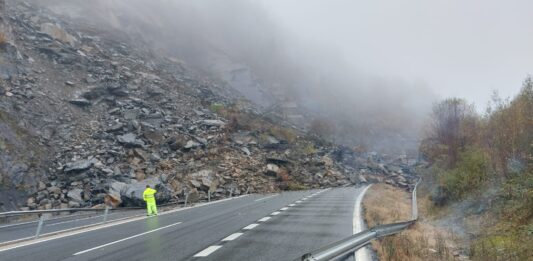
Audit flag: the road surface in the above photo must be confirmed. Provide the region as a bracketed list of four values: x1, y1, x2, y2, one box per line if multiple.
[0, 187, 369, 261]
[0, 209, 147, 244]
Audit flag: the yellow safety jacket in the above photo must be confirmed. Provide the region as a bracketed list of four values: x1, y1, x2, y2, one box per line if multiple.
[143, 188, 157, 204]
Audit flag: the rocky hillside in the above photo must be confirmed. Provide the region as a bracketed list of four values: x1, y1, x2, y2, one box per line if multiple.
[0, 1, 418, 211]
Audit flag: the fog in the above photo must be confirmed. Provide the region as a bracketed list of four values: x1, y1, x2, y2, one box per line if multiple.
[261, 0, 533, 108]
[29, 0, 531, 154]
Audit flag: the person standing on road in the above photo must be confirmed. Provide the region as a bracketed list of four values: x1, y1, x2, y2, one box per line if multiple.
[143, 185, 158, 216]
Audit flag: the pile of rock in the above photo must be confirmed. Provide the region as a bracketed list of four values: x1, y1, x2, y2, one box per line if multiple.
[0, 1, 418, 211]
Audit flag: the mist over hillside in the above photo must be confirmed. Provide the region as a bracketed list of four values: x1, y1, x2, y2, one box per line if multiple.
[31, 0, 435, 154]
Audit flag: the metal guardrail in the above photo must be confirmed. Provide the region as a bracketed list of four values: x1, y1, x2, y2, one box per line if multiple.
[412, 178, 421, 220]
[296, 179, 421, 261]
[0, 206, 123, 239]
[0, 207, 116, 217]
[0, 189, 247, 241]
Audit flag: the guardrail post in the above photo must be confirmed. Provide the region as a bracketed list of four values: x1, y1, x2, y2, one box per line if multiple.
[35, 214, 45, 239]
[184, 192, 189, 207]
[208, 190, 211, 202]
[103, 205, 109, 223]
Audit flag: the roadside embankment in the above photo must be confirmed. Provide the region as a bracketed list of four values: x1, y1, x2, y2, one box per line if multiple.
[362, 183, 469, 261]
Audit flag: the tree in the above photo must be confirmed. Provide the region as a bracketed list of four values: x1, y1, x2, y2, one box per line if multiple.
[423, 98, 477, 167]
[485, 77, 533, 177]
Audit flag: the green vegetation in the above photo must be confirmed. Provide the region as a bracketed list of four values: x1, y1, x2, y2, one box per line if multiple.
[421, 77, 533, 260]
[268, 126, 297, 143]
[285, 182, 308, 191]
[209, 103, 224, 114]
[440, 148, 489, 200]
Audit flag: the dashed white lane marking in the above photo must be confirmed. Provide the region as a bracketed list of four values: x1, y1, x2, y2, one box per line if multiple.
[258, 217, 271, 222]
[222, 233, 243, 241]
[73, 221, 182, 255]
[194, 245, 223, 257]
[243, 223, 259, 230]
[189, 190, 323, 257]
[254, 194, 278, 202]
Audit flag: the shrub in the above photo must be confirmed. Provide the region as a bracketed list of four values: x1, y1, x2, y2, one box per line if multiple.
[285, 182, 308, 191]
[209, 103, 224, 114]
[439, 147, 488, 200]
[269, 126, 297, 143]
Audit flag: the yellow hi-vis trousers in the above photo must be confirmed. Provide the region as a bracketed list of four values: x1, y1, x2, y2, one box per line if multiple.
[146, 201, 158, 216]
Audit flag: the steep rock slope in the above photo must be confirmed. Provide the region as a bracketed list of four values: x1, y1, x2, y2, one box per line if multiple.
[0, 1, 417, 211]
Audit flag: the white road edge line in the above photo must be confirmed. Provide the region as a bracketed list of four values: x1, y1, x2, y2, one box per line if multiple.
[280, 207, 289, 211]
[222, 233, 243, 241]
[354, 185, 372, 261]
[0, 195, 251, 252]
[254, 194, 278, 202]
[271, 211, 281, 216]
[0, 215, 145, 252]
[73, 221, 182, 255]
[258, 217, 271, 222]
[193, 245, 223, 257]
[288, 204, 296, 207]
[243, 223, 259, 230]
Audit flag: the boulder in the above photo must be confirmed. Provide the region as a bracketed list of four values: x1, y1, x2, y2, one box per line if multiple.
[80, 87, 107, 100]
[190, 169, 217, 191]
[40, 23, 77, 46]
[68, 201, 81, 208]
[190, 179, 202, 188]
[201, 119, 225, 127]
[109, 178, 173, 207]
[38, 181, 46, 191]
[64, 159, 96, 172]
[265, 164, 279, 177]
[184, 140, 200, 149]
[67, 188, 83, 203]
[69, 98, 92, 107]
[123, 110, 140, 120]
[106, 122, 124, 133]
[143, 130, 164, 144]
[117, 133, 145, 147]
[47, 186, 62, 195]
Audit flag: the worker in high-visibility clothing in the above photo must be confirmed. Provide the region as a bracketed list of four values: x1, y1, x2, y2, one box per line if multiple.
[143, 185, 158, 216]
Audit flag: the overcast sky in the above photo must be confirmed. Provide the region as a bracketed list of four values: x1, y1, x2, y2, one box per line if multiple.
[260, 0, 533, 108]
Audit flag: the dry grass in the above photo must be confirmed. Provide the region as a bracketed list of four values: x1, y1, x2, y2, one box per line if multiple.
[363, 183, 467, 261]
[0, 31, 6, 44]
